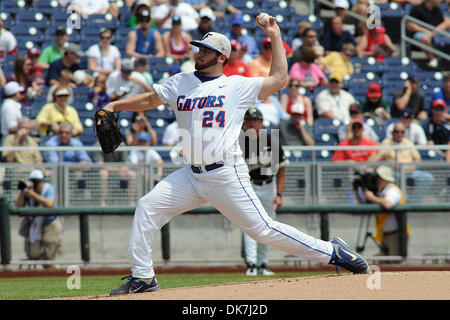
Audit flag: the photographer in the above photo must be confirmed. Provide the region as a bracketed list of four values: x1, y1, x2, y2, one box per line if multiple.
[353, 166, 410, 258]
[16, 170, 62, 266]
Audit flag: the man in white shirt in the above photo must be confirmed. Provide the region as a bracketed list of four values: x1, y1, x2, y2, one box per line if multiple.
[69, 0, 118, 18]
[1, 82, 24, 140]
[385, 108, 428, 145]
[152, 0, 200, 31]
[106, 59, 153, 101]
[0, 18, 18, 64]
[315, 73, 356, 125]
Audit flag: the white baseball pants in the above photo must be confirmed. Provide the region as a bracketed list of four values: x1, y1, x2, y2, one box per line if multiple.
[128, 163, 334, 279]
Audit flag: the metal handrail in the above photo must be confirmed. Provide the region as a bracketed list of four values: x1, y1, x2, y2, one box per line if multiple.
[401, 14, 450, 60]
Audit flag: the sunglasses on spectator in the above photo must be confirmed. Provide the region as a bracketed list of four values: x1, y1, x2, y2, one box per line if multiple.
[289, 83, 300, 88]
[351, 124, 363, 129]
[139, 18, 151, 23]
[393, 130, 405, 134]
[263, 44, 272, 49]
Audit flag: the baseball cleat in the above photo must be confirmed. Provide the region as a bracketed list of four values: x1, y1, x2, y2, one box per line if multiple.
[245, 264, 257, 276]
[109, 275, 160, 295]
[329, 237, 369, 274]
[258, 264, 275, 276]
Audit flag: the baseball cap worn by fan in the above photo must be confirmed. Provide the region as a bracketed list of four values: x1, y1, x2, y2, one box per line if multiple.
[4, 81, 24, 96]
[199, 7, 216, 21]
[329, 73, 343, 83]
[231, 13, 244, 26]
[335, 0, 350, 9]
[190, 32, 232, 58]
[65, 43, 84, 57]
[121, 59, 135, 72]
[367, 83, 382, 98]
[432, 99, 447, 110]
[245, 107, 263, 120]
[400, 108, 413, 119]
[28, 48, 40, 57]
[54, 87, 71, 96]
[350, 102, 361, 113]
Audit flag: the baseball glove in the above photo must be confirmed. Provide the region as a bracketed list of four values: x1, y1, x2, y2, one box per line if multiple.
[95, 109, 123, 153]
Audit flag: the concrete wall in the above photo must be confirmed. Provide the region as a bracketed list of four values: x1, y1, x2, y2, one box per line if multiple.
[8, 212, 450, 267]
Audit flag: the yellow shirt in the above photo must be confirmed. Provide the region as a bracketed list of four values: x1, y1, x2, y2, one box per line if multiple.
[36, 102, 83, 136]
[2, 134, 43, 164]
[377, 138, 421, 162]
[323, 52, 354, 78]
[249, 57, 271, 77]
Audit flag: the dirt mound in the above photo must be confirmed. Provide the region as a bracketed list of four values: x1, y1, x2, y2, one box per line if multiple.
[66, 271, 450, 300]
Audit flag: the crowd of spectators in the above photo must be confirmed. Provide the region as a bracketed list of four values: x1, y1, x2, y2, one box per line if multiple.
[0, 0, 449, 174]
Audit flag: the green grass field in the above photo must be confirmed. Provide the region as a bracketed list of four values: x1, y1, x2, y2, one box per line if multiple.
[0, 272, 327, 300]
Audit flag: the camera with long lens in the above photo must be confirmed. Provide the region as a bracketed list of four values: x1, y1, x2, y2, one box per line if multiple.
[353, 169, 379, 194]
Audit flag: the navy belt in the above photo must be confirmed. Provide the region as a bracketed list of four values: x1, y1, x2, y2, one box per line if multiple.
[191, 162, 224, 173]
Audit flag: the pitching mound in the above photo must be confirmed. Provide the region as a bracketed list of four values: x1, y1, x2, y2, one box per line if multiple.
[68, 271, 450, 300]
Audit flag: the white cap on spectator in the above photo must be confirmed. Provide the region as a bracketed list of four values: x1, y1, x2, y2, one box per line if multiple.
[199, 8, 216, 21]
[136, 0, 151, 7]
[4, 81, 24, 96]
[54, 87, 71, 96]
[29, 169, 44, 181]
[335, 0, 349, 9]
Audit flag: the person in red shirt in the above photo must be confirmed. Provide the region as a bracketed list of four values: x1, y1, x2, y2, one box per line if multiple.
[27, 48, 45, 87]
[331, 118, 377, 162]
[223, 39, 251, 77]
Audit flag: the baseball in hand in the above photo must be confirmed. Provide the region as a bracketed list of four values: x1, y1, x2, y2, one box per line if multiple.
[257, 12, 270, 26]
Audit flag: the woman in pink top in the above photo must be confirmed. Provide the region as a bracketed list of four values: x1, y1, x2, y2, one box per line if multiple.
[289, 46, 328, 92]
[162, 16, 192, 63]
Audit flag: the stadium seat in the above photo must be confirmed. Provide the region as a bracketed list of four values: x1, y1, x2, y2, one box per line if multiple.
[15, 11, 52, 28]
[419, 149, 443, 161]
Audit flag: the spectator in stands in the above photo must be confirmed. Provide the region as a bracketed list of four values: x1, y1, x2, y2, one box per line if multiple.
[392, 73, 426, 119]
[223, 40, 251, 77]
[46, 43, 83, 86]
[1, 117, 42, 164]
[38, 27, 69, 70]
[292, 28, 324, 65]
[360, 82, 391, 125]
[289, 46, 328, 92]
[407, 0, 450, 69]
[254, 95, 287, 127]
[134, 58, 154, 85]
[87, 28, 121, 76]
[1, 82, 24, 140]
[0, 18, 18, 64]
[189, 7, 217, 40]
[106, 59, 153, 101]
[351, 3, 369, 37]
[332, 0, 364, 41]
[369, 122, 434, 203]
[431, 72, 450, 120]
[226, 14, 260, 62]
[44, 122, 92, 163]
[279, 108, 315, 146]
[88, 73, 111, 109]
[356, 26, 396, 62]
[315, 73, 356, 125]
[322, 43, 355, 79]
[36, 86, 83, 137]
[280, 78, 314, 126]
[153, 0, 200, 31]
[320, 16, 357, 54]
[91, 141, 137, 206]
[338, 102, 380, 143]
[162, 119, 188, 164]
[69, 0, 119, 19]
[249, 38, 272, 77]
[129, 131, 164, 182]
[421, 99, 450, 161]
[125, 111, 157, 146]
[332, 118, 377, 162]
[128, 0, 153, 28]
[16, 169, 62, 265]
[27, 48, 45, 88]
[0, 67, 6, 88]
[126, 10, 165, 60]
[291, 21, 312, 52]
[72, 69, 94, 88]
[6, 55, 42, 105]
[385, 108, 428, 145]
[162, 15, 193, 63]
[205, 0, 241, 19]
[46, 70, 74, 105]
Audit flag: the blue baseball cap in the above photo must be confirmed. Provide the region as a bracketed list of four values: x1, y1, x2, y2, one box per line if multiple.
[408, 72, 419, 83]
[231, 13, 244, 25]
[137, 131, 150, 142]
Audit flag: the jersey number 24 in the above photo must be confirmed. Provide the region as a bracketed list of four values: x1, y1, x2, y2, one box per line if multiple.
[202, 111, 225, 128]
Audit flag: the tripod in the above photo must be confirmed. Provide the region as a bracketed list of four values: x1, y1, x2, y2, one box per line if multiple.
[355, 213, 387, 254]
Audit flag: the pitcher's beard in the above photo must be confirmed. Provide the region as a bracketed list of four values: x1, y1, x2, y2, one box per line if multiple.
[195, 56, 219, 71]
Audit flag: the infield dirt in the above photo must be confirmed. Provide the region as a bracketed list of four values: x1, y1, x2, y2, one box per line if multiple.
[66, 271, 450, 300]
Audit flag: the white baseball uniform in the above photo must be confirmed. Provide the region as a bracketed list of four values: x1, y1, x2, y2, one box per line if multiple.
[128, 71, 334, 279]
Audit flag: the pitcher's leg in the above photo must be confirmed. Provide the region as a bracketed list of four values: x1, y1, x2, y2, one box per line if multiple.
[129, 167, 206, 278]
[207, 165, 334, 264]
